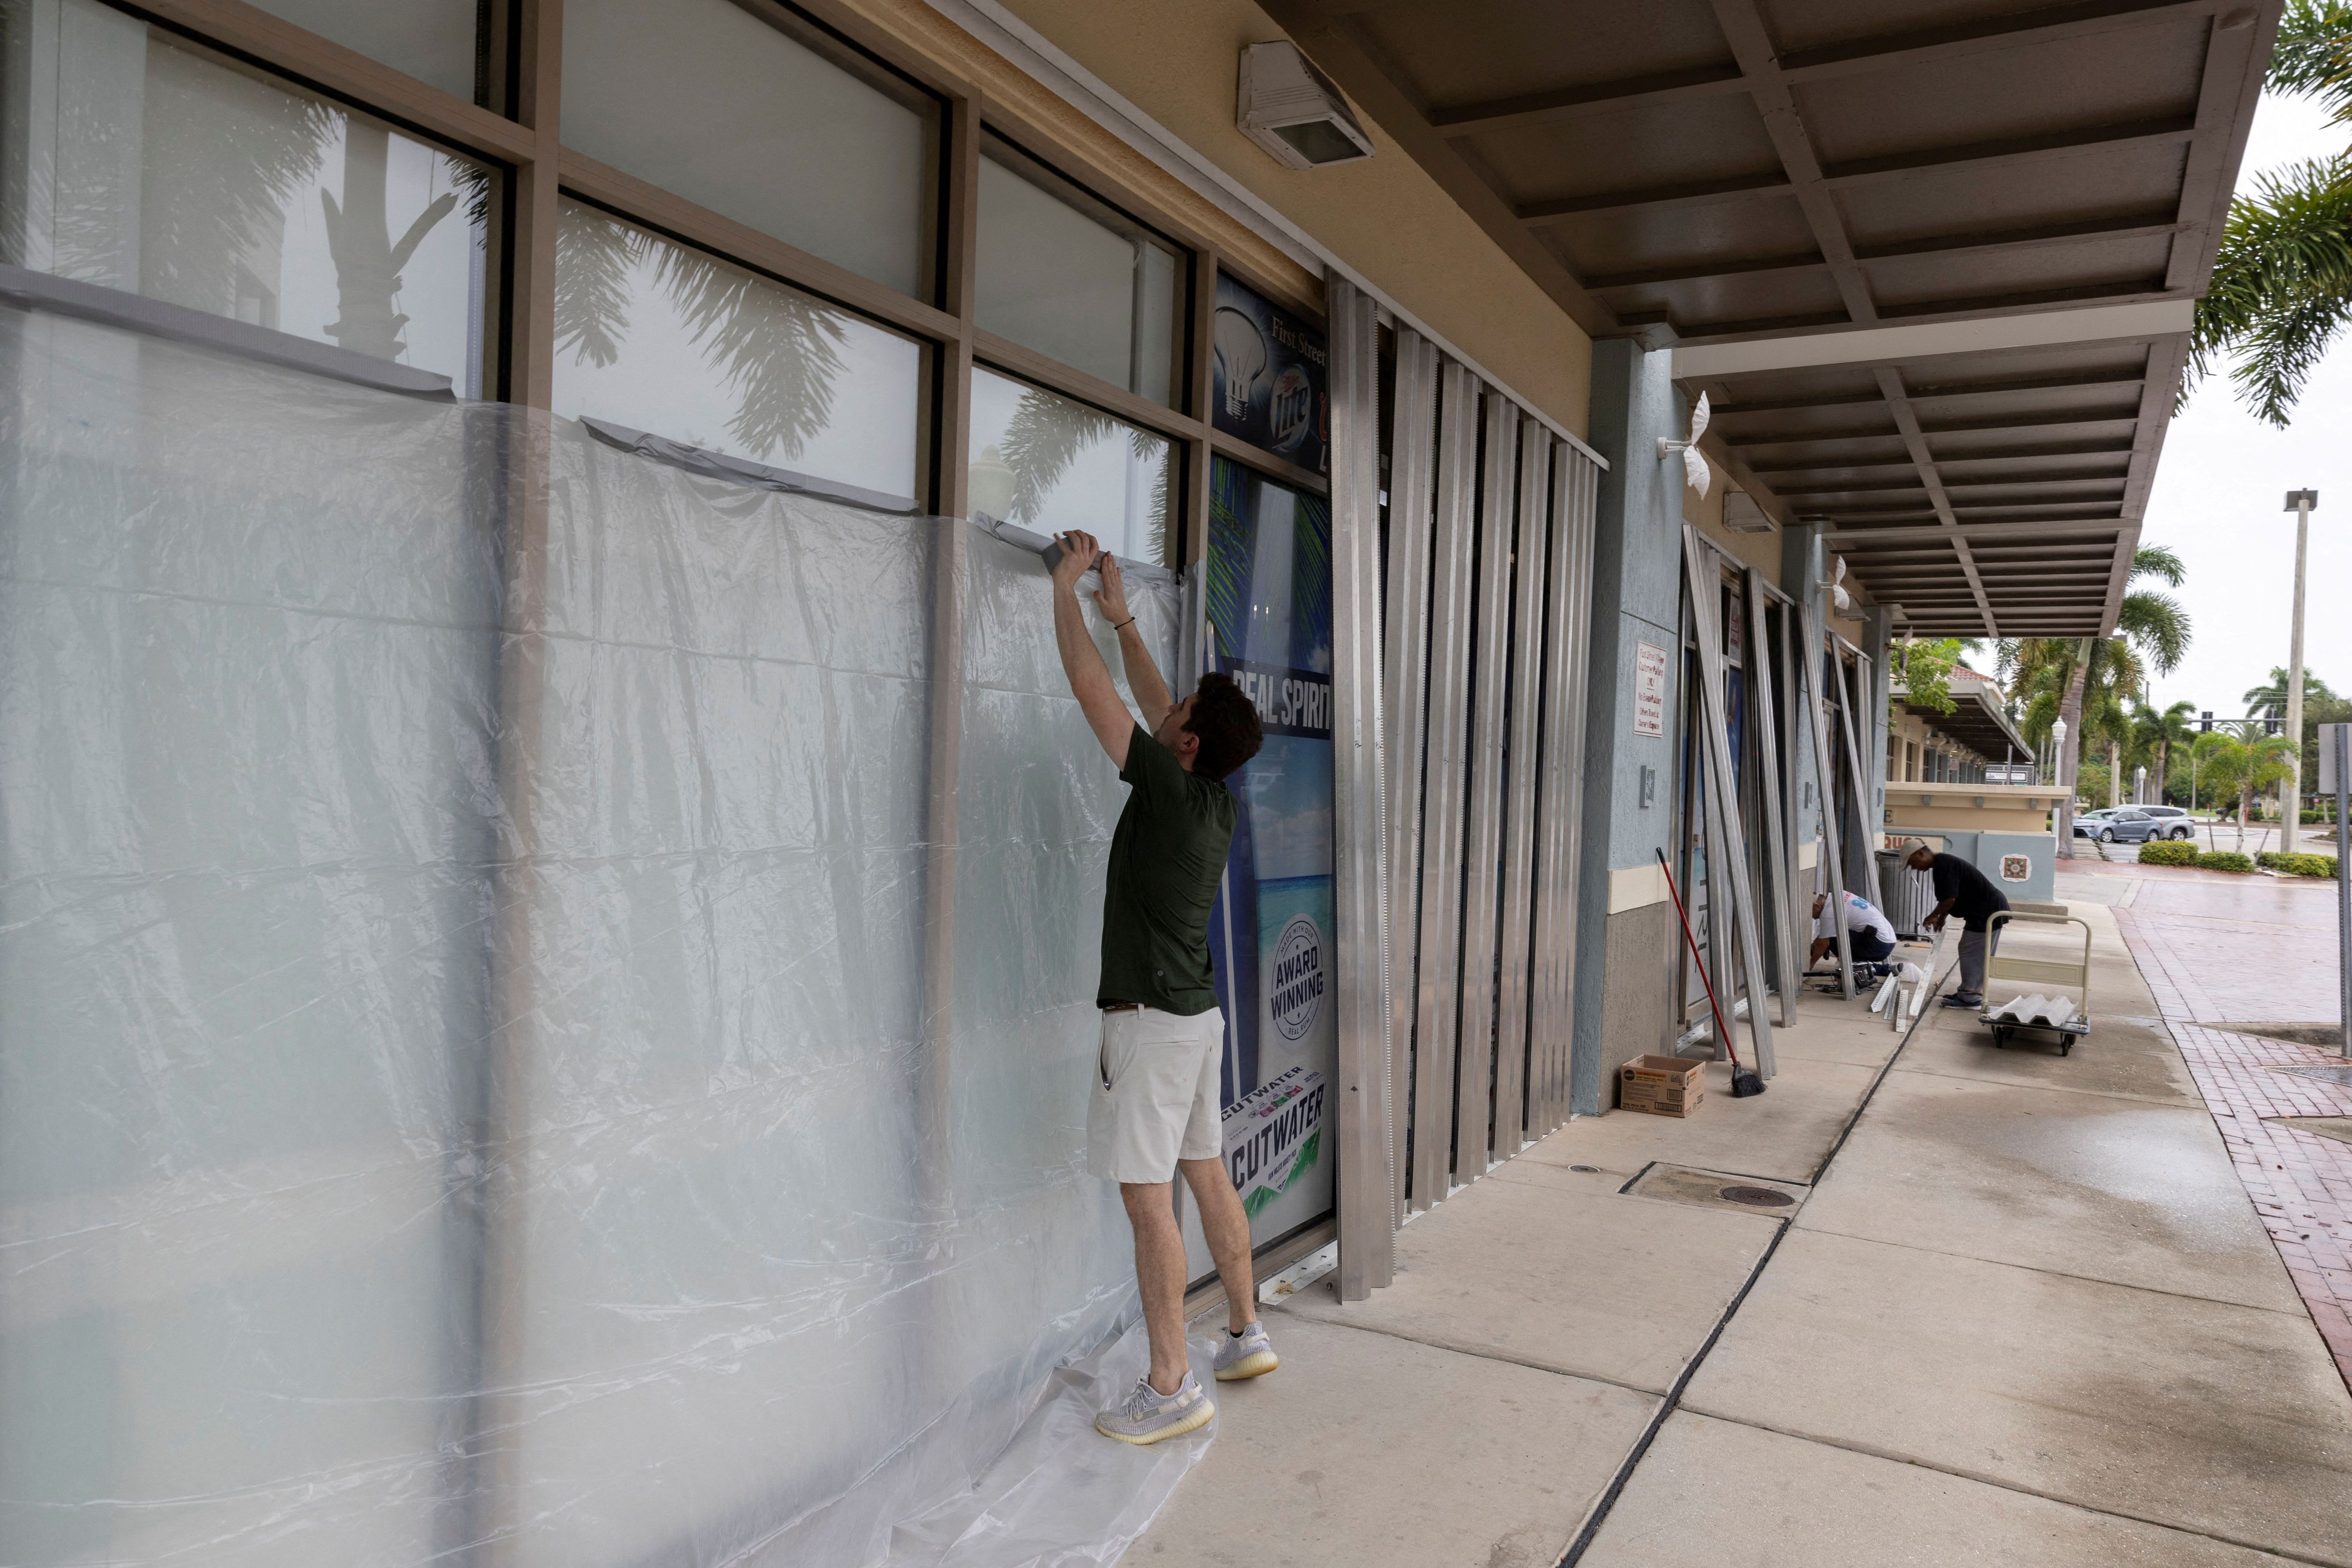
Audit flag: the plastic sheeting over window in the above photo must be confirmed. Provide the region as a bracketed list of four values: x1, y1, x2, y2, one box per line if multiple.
[0, 305, 1209, 1566]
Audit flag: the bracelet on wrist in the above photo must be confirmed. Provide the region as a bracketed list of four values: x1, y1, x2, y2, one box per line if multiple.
[1110, 616, 1136, 631]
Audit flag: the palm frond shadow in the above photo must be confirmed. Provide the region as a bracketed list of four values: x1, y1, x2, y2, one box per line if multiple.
[552, 204, 848, 463]
[998, 390, 1171, 562]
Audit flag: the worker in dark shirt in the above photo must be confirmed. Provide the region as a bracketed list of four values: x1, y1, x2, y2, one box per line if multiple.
[1049, 529, 1271, 1447]
[1905, 839, 2010, 1008]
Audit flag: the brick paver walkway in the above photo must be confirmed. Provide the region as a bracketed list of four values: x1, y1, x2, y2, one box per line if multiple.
[2112, 892, 2352, 1388]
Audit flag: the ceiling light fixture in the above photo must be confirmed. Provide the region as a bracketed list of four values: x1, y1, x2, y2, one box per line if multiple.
[1238, 42, 1376, 169]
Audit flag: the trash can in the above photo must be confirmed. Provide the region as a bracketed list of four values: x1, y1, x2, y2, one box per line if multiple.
[1875, 848, 1933, 937]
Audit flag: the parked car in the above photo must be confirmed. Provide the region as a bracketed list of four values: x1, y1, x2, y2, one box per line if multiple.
[2082, 807, 2169, 844]
[2137, 804, 2195, 839]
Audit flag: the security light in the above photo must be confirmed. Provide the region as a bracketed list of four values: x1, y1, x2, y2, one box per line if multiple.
[1722, 490, 1774, 533]
[1238, 42, 1375, 170]
[1655, 392, 1710, 497]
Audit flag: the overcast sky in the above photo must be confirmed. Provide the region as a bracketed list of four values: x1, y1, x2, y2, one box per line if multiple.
[2139, 88, 2352, 721]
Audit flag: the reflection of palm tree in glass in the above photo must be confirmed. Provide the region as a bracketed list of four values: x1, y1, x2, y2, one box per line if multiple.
[553, 203, 846, 462]
[126, 36, 478, 360]
[319, 123, 458, 359]
[138, 39, 334, 317]
[999, 390, 1171, 565]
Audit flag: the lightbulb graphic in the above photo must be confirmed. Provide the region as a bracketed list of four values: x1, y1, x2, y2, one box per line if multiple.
[1213, 306, 1269, 420]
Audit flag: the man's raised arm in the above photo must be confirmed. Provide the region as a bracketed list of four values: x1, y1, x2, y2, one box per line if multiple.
[1096, 549, 1175, 727]
[1050, 531, 1138, 769]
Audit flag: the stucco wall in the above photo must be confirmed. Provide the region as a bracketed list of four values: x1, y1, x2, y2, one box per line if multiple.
[1685, 454, 1784, 582]
[980, 0, 1594, 436]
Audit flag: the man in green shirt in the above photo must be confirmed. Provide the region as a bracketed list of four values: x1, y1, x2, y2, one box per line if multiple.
[1049, 529, 1273, 1446]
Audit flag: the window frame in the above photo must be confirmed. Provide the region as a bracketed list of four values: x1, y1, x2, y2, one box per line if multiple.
[14, 3, 1356, 1507]
[102, 0, 1333, 548]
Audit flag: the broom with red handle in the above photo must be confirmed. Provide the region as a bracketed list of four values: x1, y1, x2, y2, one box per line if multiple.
[1654, 847, 1765, 1097]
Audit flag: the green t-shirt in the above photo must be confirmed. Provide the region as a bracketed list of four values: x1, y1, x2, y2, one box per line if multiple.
[1098, 724, 1237, 1015]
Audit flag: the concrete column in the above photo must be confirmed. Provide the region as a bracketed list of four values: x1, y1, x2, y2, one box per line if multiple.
[1570, 340, 1686, 1114]
[1781, 524, 1826, 887]
[1861, 604, 1892, 881]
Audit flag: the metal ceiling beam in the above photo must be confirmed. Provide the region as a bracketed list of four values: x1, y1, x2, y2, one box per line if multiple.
[1823, 518, 2129, 543]
[1745, 438, 2135, 473]
[1778, 473, 2128, 496]
[1706, 0, 1878, 321]
[1426, 0, 2226, 138]
[1587, 216, 2182, 294]
[1712, 371, 2145, 415]
[1427, 63, 1748, 137]
[1525, 118, 2194, 223]
[1587, 249, 1826, 292]
[1872, 365, 1997, 633]
[1670, 298, 2192, 378]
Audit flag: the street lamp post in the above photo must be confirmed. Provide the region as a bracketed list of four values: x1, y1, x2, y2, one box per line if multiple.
[2283, 489, 2318, 856]
[2053, 716, 2072, 856]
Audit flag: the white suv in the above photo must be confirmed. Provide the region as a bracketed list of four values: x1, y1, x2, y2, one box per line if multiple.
[2136, 804, 2194, 839]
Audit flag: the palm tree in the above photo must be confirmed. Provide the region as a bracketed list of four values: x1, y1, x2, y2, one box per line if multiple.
[2151, 700, 2197, 807]
[2188, 0, 2352, 424]
[2015, 546, 2189, 853]
[2192, 728, 2299, 847]
[2076, 683, 2129, 810]
[2127, 703, 2166, 804]
[2243, 666, 2338, 721]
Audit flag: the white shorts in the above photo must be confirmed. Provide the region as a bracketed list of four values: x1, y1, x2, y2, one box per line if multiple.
[1087, 1005, 1225, 1185]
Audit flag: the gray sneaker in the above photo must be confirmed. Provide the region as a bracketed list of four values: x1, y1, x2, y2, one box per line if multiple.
[1213, 1321, 1278, 1382]
[1094, 1372, 1214, 1445]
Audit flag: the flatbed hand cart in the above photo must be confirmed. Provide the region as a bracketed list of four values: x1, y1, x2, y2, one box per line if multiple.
[1979, 909, 2093, 1055]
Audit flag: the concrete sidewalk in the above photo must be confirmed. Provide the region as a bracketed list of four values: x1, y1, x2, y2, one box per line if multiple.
[1121, 899, 2352, 1567]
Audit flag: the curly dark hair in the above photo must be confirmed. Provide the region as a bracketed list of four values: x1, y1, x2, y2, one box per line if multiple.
[1185, 672, 1265, 781]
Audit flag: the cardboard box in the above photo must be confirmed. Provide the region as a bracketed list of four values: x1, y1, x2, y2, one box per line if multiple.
[1619, 1054, 1705, 1118]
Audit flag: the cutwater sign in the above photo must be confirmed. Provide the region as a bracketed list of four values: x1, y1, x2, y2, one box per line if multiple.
[1222, 1066, 1325, 1217]
[1270, 914, 1324, 1042]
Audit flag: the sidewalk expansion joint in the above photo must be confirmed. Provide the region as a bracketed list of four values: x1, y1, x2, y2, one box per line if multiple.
[1272, 1313, 1672, 1403]
[1880, 1059, 2205, 1109]
[1668, 1405, 2352, 1568]
[1556, 965, 1951, 1568]
[1783, 1223, 2316, 1319]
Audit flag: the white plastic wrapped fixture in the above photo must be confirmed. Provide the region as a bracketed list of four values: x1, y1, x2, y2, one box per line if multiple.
[0, 305, 1208, 1566]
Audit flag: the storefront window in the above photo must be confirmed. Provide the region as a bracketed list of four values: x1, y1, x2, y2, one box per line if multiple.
[240, 0, 482, 100]
[1197, 454, 1335, 1256]
[965, 366, 1172, 565]
[562, 0, 935, 299]
[0, 0, 489, 392]
[551, 201, 921, 504]
[977, 138, 1179, 405]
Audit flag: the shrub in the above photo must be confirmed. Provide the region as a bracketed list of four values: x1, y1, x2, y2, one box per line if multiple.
[2195, 851, 2257, 874]
[2137, 840, 2199, 867]
[2256, 850, 2340, 878]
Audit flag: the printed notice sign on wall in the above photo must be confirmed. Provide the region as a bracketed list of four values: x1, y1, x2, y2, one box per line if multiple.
[1633, 640, 1669, 737]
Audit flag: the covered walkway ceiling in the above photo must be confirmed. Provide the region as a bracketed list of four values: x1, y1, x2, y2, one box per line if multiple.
[1263, 0, 2277, 638]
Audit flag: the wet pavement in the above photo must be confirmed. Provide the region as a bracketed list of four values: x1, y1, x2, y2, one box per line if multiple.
[1125, 891, 2352, 1567]
[2089, 857, 2352, 1392]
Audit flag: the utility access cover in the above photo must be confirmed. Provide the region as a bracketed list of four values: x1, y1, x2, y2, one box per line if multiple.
[1625, 1164, 1807, 1216]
